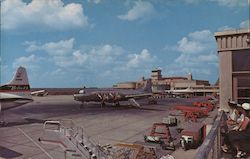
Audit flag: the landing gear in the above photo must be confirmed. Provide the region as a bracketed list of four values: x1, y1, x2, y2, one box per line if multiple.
[0, 121, 8, 127]
[115, 102, 120, 107]
[148, 99, 157, 105]
[101, 102, 106, 108]
[80, 102, 85, 109]
[0, 111, 7, 127]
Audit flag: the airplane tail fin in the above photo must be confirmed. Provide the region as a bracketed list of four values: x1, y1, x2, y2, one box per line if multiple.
[7, 66, 30, 86]
[4, 66, 32, 100]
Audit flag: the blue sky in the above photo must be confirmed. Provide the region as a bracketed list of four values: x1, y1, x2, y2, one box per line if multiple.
[0, 0, 249, 87]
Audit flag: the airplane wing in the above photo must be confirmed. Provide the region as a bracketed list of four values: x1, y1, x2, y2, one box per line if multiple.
[31, 90, 48, 96]
[0, 92, 33, 101]
[125, 93, 152, 99]
[1, 93, 27, 100]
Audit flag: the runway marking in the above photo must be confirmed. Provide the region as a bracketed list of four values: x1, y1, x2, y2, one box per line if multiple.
[17, 128, 54, 159]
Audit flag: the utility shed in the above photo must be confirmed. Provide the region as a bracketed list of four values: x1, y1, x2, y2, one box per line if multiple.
[214, 29, 250, 111]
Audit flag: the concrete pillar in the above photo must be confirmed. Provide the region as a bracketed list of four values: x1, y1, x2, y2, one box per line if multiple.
[219, 51, 232, 111]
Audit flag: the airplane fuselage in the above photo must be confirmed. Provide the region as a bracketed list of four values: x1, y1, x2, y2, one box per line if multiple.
[74, 79, 152, 107]
[74, 91, 127, 103]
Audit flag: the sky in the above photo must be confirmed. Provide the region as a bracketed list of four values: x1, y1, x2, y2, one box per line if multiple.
[0, 0, 249, 88]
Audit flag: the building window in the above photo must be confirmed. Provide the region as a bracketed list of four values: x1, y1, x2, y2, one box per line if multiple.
[232, 50, 250, 72]
[237, 76, 250, 104]
[233, 76, 250, 104]
[232, 50, 250, 104]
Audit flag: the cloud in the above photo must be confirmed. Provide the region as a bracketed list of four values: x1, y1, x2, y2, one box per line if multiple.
[87, 0, 101, 4]
[102, 48, 157, 82]
[75, 44, 124, 67]
[164, 29, 218, 79]
[184, 0, 201, 4]
[218, 26, 234, 31]
[25, 38, 76, 67]
[25, 38, 75, 56]
[72, 50, 88, 65]
[196, 53, 218, 63]
[240, 20, 249, 29]
[176, 37, 205, 54]
[217, 20, 249, 31]
[173, 30, 214, 54]
[13, 54, 41, 70]
[188, 30, 214, 42]
[184, 0, 247, 7]
[118, 1, 155, 21]
[25, 39, 125, 67]
[1, 0, 89, 30]
[23, 38, 157, 85]
[209, 0, 247, 7]
[125, 49, 156, 68]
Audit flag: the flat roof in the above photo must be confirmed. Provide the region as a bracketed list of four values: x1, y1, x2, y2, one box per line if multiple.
[214, 28, 250, 37]
[151, 69, 161, 72]
[117, 81, 136, 84]
[162, 77, 187, 80]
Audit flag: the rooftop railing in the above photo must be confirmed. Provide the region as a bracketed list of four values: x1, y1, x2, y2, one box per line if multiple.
[194, 110, 227, 159]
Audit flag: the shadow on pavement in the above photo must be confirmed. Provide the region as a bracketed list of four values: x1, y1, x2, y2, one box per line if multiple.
[0, 146, 23, 159]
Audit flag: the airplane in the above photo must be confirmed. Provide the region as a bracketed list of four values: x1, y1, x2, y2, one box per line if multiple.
[0, 66, 33, 113]
[31, 89, 48, 96]
[73, 80, 153, 108]
[165, 87, 194, 98]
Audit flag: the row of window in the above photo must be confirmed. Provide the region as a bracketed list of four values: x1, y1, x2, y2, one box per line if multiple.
[232, 50, 250, 104]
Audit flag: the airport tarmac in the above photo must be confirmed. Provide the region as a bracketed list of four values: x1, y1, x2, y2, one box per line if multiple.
[0, 95, 214, 159]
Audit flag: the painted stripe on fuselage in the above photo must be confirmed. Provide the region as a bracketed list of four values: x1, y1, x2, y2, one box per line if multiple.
[0, 84, 30, 92]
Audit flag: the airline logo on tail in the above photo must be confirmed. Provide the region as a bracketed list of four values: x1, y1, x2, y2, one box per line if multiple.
[0, 66, 33, 112]
[0, 66, 31, 92]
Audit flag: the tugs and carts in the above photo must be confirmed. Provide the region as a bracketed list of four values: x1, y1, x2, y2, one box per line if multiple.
[143, 120, 206, 152]
[144, 97, 216, 153]
[144, 122, 175, 150]
[144, 116, 177, 150]
[174, 105, 209, 122]
[180, 123, 206, 151]
[173, 100, 214, 150]
[162, 116, 178, 126]
[173, 101, 215, 122]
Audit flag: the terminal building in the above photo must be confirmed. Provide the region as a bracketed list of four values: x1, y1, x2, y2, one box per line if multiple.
[149, 69, 212, 92]
[215, 28, 250, 111]
[114, 69, 218, 96]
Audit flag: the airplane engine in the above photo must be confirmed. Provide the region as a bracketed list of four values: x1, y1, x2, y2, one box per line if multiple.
[102, 93, 123, 102]
[112, 93, 124, 102]
[103, 93, 113, 102]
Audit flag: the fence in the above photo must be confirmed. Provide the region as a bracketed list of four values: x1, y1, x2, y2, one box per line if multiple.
[42, 119, 108, 159]
[194, 111, 227, 159]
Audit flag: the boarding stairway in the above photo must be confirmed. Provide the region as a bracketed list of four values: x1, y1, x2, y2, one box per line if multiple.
[39, 119, 109, 159]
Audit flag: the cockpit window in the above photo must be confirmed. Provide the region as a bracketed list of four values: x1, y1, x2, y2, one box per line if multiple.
[79, 90, 86, 94]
